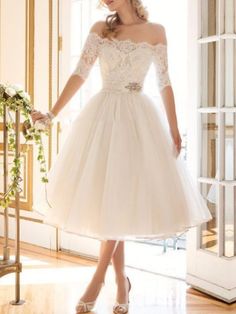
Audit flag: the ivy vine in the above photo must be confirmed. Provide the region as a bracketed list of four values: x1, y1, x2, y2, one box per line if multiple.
[0, 83, 49, 209]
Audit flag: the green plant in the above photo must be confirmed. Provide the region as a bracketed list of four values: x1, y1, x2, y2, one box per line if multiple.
[0, 83, 49, 209]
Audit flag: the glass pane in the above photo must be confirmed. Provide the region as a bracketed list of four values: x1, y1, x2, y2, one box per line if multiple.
[200, 183, 218, 254]
[224, 0, 235, 34]
[235, 1, 236, 33]
[235, 114, 236, 180]
[223, 39, 236, 107]
[224, 185, 234, 257]
[225, 113, 234, 180]
[201, 113, 218, 178]
[201, 42, 217, 107]
[235, 40, 236, 108]
[201, 0, 217, 37]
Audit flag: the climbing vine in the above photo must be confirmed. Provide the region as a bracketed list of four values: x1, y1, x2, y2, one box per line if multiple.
[0, 83, 49, 209]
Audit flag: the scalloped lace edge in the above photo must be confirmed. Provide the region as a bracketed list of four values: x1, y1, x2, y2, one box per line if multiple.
[89, 31, 167, 50]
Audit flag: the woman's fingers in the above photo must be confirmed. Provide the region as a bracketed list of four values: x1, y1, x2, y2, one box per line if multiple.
[30, 112, 47, 123]
[31, 111, 41, 116]
[173, 136, 182, 157]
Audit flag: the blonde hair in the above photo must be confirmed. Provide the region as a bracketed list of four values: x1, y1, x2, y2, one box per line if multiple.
[98, 0, 149, 39]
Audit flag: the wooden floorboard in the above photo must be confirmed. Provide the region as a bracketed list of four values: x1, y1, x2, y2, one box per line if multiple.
[0, 238, 235, 314]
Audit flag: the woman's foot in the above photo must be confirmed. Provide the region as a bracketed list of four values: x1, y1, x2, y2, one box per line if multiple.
[75, 278, 104, 313]
[113, 276, 131, 314]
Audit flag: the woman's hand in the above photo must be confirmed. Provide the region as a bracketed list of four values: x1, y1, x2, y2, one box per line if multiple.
[30, 109, 48, 123]
[170, 127, 182, 157]
[30, 109, 53, 130]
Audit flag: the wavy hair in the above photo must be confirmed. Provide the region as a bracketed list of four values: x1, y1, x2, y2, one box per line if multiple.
[97, 0, 149, 39]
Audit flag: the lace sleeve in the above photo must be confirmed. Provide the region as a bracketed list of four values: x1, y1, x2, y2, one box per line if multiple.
[71, 32, 101, 81]
[153, 44, 171, 92]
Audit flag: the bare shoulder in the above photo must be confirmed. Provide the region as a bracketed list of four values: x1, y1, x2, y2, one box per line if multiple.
[89, 21, 106, 36]
[148, 22, 167, 45]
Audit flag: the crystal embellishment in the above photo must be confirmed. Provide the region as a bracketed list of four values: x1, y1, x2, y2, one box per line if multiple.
[124, 82, 142, 92]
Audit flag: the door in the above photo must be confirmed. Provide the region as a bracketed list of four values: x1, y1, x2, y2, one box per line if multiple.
[186, 0, 236, 303]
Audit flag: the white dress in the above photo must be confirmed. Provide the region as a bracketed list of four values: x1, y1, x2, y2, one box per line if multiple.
[34, 31, 213, 241]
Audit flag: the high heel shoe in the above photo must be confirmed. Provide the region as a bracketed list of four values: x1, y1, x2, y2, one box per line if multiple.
[75, 281, 104, 313]
[113, 276, 131, 314]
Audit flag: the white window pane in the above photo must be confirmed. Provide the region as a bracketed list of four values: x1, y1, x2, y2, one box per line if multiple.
[200, 182, 218, 254]
[201, 113, 218, 178]
[201, 42, 217, 107]
[201, 0, 217, 37]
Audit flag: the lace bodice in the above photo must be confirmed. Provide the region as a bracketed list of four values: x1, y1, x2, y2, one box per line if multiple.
[72, 32, 171, 93]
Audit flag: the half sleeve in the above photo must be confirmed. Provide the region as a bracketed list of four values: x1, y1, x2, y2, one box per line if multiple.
[71, 32, 101, 81]
[153, 44, 172, 92]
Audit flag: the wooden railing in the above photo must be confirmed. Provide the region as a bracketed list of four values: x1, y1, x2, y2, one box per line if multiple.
[0, 104, 25, 305]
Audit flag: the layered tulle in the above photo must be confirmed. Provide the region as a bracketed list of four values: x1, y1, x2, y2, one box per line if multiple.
[34, 90, 213, 240]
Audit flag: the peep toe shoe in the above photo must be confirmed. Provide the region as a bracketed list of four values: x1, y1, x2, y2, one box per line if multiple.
[75, 281, 104, 313]
[113, 276, 131, 314]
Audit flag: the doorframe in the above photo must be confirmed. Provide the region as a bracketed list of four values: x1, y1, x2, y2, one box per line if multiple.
[186, 0, 236, 303]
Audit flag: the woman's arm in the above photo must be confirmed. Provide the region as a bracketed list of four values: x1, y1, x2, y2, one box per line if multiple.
[31, 21, 104, 123]
[153, 24, 182, 156]
[161, 86, 182, 156]
[51, 75, 84, 117]
[31, 75, 84, 123]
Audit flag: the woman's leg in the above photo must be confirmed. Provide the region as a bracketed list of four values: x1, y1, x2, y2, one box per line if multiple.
[111, 241, 126, 280]
[78, 239, 119, 302]
[111, 241, 130, 304]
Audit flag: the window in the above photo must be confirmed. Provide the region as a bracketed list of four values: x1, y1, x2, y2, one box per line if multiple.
[199, 0, 236, 258]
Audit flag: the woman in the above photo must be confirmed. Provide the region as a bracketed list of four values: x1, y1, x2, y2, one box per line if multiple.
[31, 0, 212, 313]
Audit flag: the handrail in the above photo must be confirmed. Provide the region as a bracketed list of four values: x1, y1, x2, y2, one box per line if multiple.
[0, 103, 25, 305]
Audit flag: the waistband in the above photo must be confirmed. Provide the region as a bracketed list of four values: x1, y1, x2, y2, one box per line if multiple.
[100, 81, 143, 93]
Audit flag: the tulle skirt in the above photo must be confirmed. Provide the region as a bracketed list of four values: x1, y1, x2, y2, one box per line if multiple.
[34, 89, 213, 240]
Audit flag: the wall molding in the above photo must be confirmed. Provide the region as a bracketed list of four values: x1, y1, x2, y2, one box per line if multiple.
[25, 0, 35, 104]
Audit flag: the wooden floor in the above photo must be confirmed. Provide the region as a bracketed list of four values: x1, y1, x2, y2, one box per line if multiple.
[0, 239, 235, 314]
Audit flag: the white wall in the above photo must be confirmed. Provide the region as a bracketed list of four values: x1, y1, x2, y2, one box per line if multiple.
[0, 0, 60, 250]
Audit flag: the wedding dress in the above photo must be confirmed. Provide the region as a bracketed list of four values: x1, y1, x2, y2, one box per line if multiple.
[34, 31, 213, 240]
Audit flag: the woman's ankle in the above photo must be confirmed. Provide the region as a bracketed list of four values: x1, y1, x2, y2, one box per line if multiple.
[115, 273, 127, 283]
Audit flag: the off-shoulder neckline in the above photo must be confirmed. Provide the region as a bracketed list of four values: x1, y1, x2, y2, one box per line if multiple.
[89, 31, 167, 49]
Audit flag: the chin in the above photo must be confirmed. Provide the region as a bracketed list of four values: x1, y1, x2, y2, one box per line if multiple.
[104, 0, 123, 11]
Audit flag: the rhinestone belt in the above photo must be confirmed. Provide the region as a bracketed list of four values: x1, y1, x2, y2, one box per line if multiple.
[124, 82, 142, 92]
[101, 81, 143, 93]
